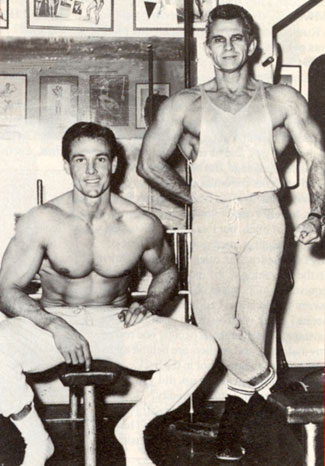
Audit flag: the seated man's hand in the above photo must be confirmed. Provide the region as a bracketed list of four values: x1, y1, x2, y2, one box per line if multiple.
[48, 317, 92, 370]
[294, 217, 322, 244]
[119, 302, 153, 328]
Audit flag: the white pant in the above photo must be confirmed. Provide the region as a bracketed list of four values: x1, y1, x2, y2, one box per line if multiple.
[0, 306, 217, 417]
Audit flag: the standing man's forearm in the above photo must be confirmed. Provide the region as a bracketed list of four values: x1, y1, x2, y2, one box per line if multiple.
[307, 158, 325, 214]
[137, 157, 192, 205]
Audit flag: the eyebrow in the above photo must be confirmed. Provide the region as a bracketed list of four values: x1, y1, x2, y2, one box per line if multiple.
[70, 152, 111, 160]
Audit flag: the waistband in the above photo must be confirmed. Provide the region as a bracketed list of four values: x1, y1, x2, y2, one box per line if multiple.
[46, 305, 127, 318]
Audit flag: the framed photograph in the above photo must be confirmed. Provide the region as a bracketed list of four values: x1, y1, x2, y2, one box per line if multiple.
[136, 83, 170, 129]
[0, 75, 27, 124]
[90, 75, 129, 127]
[40, 76, 78, 125]
[133, 0, 217, 30]
[27, 0, 113, 31]
[0, 0, 8, 28]
[279, 65, 302, 92]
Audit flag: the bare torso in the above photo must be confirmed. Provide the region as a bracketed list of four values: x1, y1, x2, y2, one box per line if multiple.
[38, 192, 149, 307]
[177, 79, 292, 161]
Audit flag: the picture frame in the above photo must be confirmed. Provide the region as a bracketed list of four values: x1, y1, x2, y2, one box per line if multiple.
[279, 65, 302, 92]
[27, 0, 113, 31]
[0, 0, 8, 28]
[136, 83, 170, 129]
[0, 75, 27, 124]
[133, 0, 217, 31]
[90, 75, 129, 127]
[40, 76, 79, 125]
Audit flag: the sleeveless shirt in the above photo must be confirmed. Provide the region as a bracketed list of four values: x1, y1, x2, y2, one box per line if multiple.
[190, 81, 281, 201]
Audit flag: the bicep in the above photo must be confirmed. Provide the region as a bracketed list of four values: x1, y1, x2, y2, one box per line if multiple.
[0, 226, 45, 290]
[141, 227, 176, 277]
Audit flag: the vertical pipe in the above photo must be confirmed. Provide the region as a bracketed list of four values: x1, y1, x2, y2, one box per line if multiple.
[84, 385, 96, 466]
[147, 43, 154, 126]
[37, 179, 43, 205]
[184, 1, 193, 229]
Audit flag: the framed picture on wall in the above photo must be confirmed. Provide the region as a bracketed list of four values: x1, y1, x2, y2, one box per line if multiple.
[136, 83, 170, 129]
[40, 76, 78, 125]
[0, 75, 27, 124]
[90, 75, 129, 127]
[133, 0, 217, 30]
[0, 0, 8, 28]
[279, 65, 302, 92]
[27, 0, 113, 31]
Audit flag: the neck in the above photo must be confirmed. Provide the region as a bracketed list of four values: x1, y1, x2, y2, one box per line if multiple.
[214, 66, 253, 94]
[72, 189, 114, 223]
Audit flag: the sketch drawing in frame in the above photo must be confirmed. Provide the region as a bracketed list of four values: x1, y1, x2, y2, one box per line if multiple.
[279, 65, 302, 92]
[133, 0, 217, 30]
[40, 76, 79, 125]
[0, 75, 27, 124]
[90, 75, 129, 127]
[0, 0, 8, 28]
[136, 83, 170, 129]
[27, 0, 113, 31]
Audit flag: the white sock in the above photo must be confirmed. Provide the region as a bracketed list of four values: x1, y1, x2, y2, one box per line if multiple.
[255, 367, 277, 399]
[11, 403, 54, 466]
[115, 402, 156, 466]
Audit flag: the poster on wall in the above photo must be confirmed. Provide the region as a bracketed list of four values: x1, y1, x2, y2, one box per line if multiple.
[27, 0, 113, 30]
[279, 65, 302, 92]
[136, 83, 170, 129]
[0, 75, 27, 124]
[133, 0, 217, 30]
[0, 0, 8, 28]
[40, 76, 79, 125]
[90, 75, 129, 127]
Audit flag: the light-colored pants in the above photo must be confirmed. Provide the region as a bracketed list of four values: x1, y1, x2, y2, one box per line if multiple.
[191, 188, 285, 390]
[0, 307, 217, 417]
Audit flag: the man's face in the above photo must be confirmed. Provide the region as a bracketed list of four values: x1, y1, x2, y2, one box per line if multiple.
[205, 18, 256, 73]
[64, 136, 117, 198]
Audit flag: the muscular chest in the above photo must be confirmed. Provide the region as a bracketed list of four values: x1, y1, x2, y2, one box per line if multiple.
[45, 222, 142, 278]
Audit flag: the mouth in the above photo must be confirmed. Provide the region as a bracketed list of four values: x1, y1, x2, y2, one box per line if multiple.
[84, 179, 100, 184]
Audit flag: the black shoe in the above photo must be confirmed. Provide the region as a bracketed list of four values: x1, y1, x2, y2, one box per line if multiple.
[216, 396, 248, 461]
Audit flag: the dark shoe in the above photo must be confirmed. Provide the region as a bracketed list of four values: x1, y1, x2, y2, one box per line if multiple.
[216, 396, 248, 461]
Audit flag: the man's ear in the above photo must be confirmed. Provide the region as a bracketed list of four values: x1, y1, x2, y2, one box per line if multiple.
[112, 155, 118, 174]
[204, 41, 212, 59]
[63, 160, 71, 176]
[248, 38, 257, 57]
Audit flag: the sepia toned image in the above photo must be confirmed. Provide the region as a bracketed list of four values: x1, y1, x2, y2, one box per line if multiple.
[0, 1, 324, 466]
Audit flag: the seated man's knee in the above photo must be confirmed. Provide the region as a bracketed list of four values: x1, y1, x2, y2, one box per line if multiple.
[191, 328, 218, 370]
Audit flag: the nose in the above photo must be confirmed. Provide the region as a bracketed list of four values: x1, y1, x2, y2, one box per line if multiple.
[224, 39, 234, 51]
[86, 160, 96, 175]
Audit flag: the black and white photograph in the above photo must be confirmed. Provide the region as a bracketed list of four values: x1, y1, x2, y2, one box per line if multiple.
[0, 0, 8, 28]
[0, 1, 324, 466]
[27, 0, 113, 30]
[0, 75, 27, 123]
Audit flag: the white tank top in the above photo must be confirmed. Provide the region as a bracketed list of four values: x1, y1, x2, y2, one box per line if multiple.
[191, 81, 281, 201]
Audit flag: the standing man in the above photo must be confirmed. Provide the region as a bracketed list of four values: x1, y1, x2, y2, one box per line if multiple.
[137, 3, 325, 461]
[0, 122, 217, 466]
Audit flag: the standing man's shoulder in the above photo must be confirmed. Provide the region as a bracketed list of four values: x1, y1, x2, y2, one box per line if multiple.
[157, 86, 202, 118]
[265, 82, 308, 112]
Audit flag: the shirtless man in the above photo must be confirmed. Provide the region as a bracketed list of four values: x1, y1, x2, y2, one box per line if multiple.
[137, 3, 325, 461]
[0, 122, 217, 466]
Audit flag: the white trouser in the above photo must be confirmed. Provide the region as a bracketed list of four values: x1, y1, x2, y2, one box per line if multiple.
[0, 306, 217, 417]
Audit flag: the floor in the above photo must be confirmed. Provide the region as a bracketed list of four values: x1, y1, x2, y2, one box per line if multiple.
[0, 397, 322, 466]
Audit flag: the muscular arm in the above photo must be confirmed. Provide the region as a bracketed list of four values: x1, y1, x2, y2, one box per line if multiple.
[122, 213, 178, 327]
[0, 208, 91, 367]
[281, 87, 325, 243]
[137, 93, 193, 204]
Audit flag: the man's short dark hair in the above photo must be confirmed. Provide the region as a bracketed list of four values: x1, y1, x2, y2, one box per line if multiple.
[205, 4, 256, 43]
[62, 121, 119, 162]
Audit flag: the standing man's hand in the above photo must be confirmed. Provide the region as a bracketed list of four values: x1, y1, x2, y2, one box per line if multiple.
[48, 317, 92, 370]
[118, 302, 153, 328]
[294, 217, 322, 244]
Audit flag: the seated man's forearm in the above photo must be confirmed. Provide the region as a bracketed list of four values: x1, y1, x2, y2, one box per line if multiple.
[143, 266, 178, 314]
[0, 287, 59, 331]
